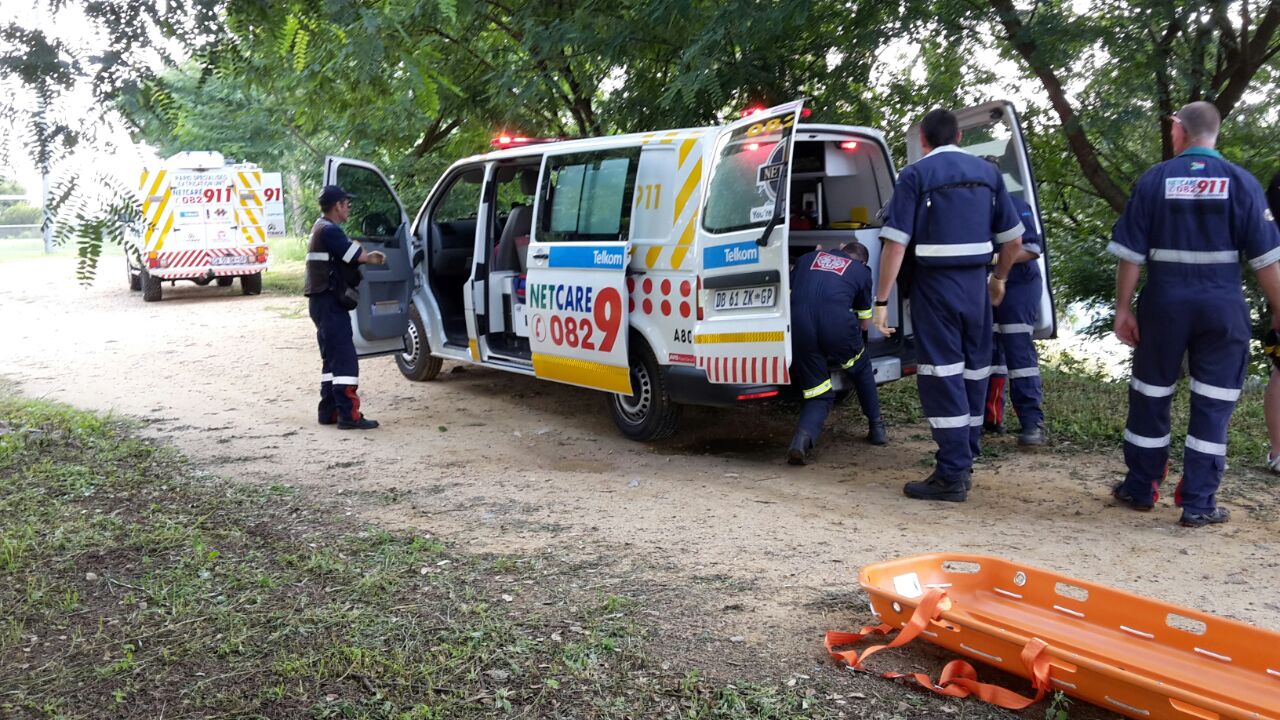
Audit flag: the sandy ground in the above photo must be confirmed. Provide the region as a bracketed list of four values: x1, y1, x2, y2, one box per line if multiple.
[4, 255, 1280, 702]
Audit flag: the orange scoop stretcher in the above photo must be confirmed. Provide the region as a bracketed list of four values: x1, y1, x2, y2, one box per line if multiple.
[824, 554, 1280, 719]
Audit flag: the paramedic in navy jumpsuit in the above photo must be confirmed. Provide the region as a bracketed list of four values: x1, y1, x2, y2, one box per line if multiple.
[983, 185, 1046, 446]
[787, 241, 885, 465]
[1109, 102, 1280, 527]
[303, 185, 386, 430]
[873, 108, 1025, 502]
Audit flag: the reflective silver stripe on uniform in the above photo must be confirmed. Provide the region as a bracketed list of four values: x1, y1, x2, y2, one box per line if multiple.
[963, 366, 994, 380]
[1148, 248, 1238, 264]
[970, 415, 984, 427]
[1022, 243, 1042, 257]
[915, 241, 993, 258]
[342, 244, 361, 263]
[321, 373, 334, 382]
[332, 375, 359, 385]
[918, 361, 965, 377]
[1124, 429, 1170, 448]
[1186, 435, 1227, 456]
[803, 379, 833, 399]
[1130, 378, 1175, 398]
[1250, 245, 1280, 270]
[994, 221, 1026, 244]
[879, 226, 910, 245]
[1106, 241, 1146, 265]
[1009, 367, 1041, 379]
[1190, 378, 1241, 402]
[927, 415, 972, 429]
[992, 364, 1009, 375]
[995, 323, 1034, 334]
[307, 252, 331, 262]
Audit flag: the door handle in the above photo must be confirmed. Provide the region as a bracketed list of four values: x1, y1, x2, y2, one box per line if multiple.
[531, 250, 549, 260]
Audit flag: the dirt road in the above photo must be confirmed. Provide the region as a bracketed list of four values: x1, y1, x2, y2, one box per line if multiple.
[4, 256, 1279, 699]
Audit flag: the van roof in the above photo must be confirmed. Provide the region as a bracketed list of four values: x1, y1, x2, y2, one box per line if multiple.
[463, 122, 890, 164]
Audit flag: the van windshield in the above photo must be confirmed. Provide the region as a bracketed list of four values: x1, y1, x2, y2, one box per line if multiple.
[703, 121, 793, 234]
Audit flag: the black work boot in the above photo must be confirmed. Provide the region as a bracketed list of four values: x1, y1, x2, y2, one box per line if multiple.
[903, 470, 969, 502]
[983, 421, 1005, 435]
[338, 417, 380, 430]
[867, 420, 887, 446]
[787, 431, 815, 466]
[1179, 507, 1230, 528]
[1017, 424, 1045, 446]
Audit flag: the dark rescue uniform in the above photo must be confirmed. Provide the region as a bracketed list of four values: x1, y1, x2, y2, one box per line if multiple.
[303, 218, 367, 424]
[1107, 148, 1280, 514]
[985, 196, 1045, 431]
[789, 248, 881, 442]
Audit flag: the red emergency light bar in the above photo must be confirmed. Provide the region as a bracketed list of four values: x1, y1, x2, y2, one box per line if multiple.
[840, 140, 859, 150]
[740, 106, 813, 119]
[490, 135, 562, 148]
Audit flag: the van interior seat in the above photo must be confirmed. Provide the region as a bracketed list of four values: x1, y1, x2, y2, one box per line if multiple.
[494, 170, 538, 275]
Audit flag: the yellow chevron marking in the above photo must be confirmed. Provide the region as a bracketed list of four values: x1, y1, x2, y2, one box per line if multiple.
[657, 131, 681, 144]
[693, 331, 785, 344]
[468, 339, 480, 360]
[242, 207, 259, 226]
[644, 246, 663, 269]
[673, 158, 702, 223]
[254, 226, 266, 243]
[640, 132, 657, 144]
[153, 212, 175, 251]
[138, 170, 149, 192]
[670, 213, 698, 270]
[532, 353, 631, 394]
[678, 137, 698, 167]
[142, 171, 167, 214]
[144, 188, 172, 249]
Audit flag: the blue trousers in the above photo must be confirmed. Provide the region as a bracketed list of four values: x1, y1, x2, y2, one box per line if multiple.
[987, 278, 1044, 429]
[912, 266, 992, 480]
[791, 314, 881, 442]
[309, 293, 363, 423]
[1118, 292, 1248, 514]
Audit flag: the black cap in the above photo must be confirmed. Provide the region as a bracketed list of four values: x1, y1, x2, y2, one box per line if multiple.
[319, 184, 355, 205]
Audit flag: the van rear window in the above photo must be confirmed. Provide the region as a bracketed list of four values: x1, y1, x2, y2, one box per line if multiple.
[540, 150, 639, 243]
[703, 117, 796, 234]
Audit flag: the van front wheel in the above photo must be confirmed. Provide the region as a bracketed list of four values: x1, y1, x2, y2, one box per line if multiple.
[396, 305, 443, 381]
[609, 341, 681, 441]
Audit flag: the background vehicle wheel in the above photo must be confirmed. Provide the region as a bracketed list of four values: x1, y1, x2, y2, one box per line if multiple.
[141, 268, 162, 302]
[216, 276, 234, 287]
[396, 305, 443, 381]
[240, 272, 262, 295]
[609, 338, 681, 441]
[128, 261, 141, 291]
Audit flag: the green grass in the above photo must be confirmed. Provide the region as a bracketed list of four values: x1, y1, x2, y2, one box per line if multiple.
[0, 395, 830, 719]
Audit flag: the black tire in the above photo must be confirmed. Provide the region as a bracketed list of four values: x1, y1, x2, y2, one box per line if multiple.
[128, 260, 141, 291]
[216, 276, 234, 287]
[240, 272, 262, 295]
[396, 305, 443, 381]
[609, 338, 681, 441]
[141, 268, 162, 302]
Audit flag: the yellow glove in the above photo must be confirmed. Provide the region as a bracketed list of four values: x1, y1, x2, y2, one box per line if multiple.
[988, 273, 1006, 306]
[873, 304, 894, 336]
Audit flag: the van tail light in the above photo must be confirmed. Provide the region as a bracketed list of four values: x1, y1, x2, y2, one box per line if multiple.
[147, 251, 159, 269]
[696, 276, 703, 320]
[736, 390, 779, 401]
[255, 246, 268, 263]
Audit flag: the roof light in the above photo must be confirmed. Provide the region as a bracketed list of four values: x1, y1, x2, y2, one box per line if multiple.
[800, 108, 812, 119]
[840, 140, 859, 150]
[490, 135, 563, 148]
[740, 106, 766, 118]
[746, 143, 760, 151]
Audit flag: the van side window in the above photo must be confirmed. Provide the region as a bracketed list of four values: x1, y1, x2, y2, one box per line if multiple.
[630, 146, 677, 245]
[335, 164, 402, 242]
[703, 120, 794, 234]
[540, 149, 640, 242]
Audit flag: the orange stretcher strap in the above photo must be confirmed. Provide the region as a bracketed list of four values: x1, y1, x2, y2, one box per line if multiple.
[824, 589, 1051, 711]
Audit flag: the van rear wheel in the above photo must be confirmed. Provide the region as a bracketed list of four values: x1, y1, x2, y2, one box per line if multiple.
[609, 340, 681, 441]
[396, 305, 443, 381]
[141, 268, 162, 302]
[241, 272, 262, 295]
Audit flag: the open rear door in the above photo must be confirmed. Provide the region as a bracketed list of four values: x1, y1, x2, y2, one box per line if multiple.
[324, 156, 413, 357]
[694, 100, 803, 384]
[909, 101, 1057, 339]
[524, 148, 635, 394]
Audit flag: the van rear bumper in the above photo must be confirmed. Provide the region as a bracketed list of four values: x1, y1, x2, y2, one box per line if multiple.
[665, 365, 782, 407]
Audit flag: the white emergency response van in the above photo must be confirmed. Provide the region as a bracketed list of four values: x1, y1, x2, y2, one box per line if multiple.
[126, 151, 276, 302]
[325, 100, 1056, 441]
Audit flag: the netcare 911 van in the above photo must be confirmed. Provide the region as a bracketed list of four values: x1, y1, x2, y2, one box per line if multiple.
[324, 100, 1056, 441]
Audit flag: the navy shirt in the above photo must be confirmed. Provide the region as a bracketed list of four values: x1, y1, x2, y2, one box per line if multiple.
[303, 218, 362, 296]
[1107, 147, 1280, 295]
[1005, 195, 1042, 285]
[791, 248, 874, 324]
[880, 146, 1025, 268]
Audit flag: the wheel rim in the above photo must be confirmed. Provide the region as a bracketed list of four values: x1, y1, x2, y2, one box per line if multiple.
[614, 361, 652, 425]
[401, 318, 421, 366]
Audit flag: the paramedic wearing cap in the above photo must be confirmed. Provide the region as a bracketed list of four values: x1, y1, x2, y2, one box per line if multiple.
[873, 108, 1025, 502]
[981, 160, 1047, 447]
[1109, 101, 1280, 527]
[303, 185, 387, 430]
[787, 241, 886, 465]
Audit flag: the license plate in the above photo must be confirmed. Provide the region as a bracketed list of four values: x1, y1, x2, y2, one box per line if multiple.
[210, 255, 250, 266]
[713, 285, 776, 310]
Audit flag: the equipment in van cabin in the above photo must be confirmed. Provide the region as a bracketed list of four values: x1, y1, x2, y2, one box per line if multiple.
[827, 553, 1280, 719]
[321, 100, 1055, 441]
[126, 151, 278, 302]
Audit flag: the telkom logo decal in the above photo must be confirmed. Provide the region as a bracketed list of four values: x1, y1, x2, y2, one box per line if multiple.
[704, 241, 760, 269]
